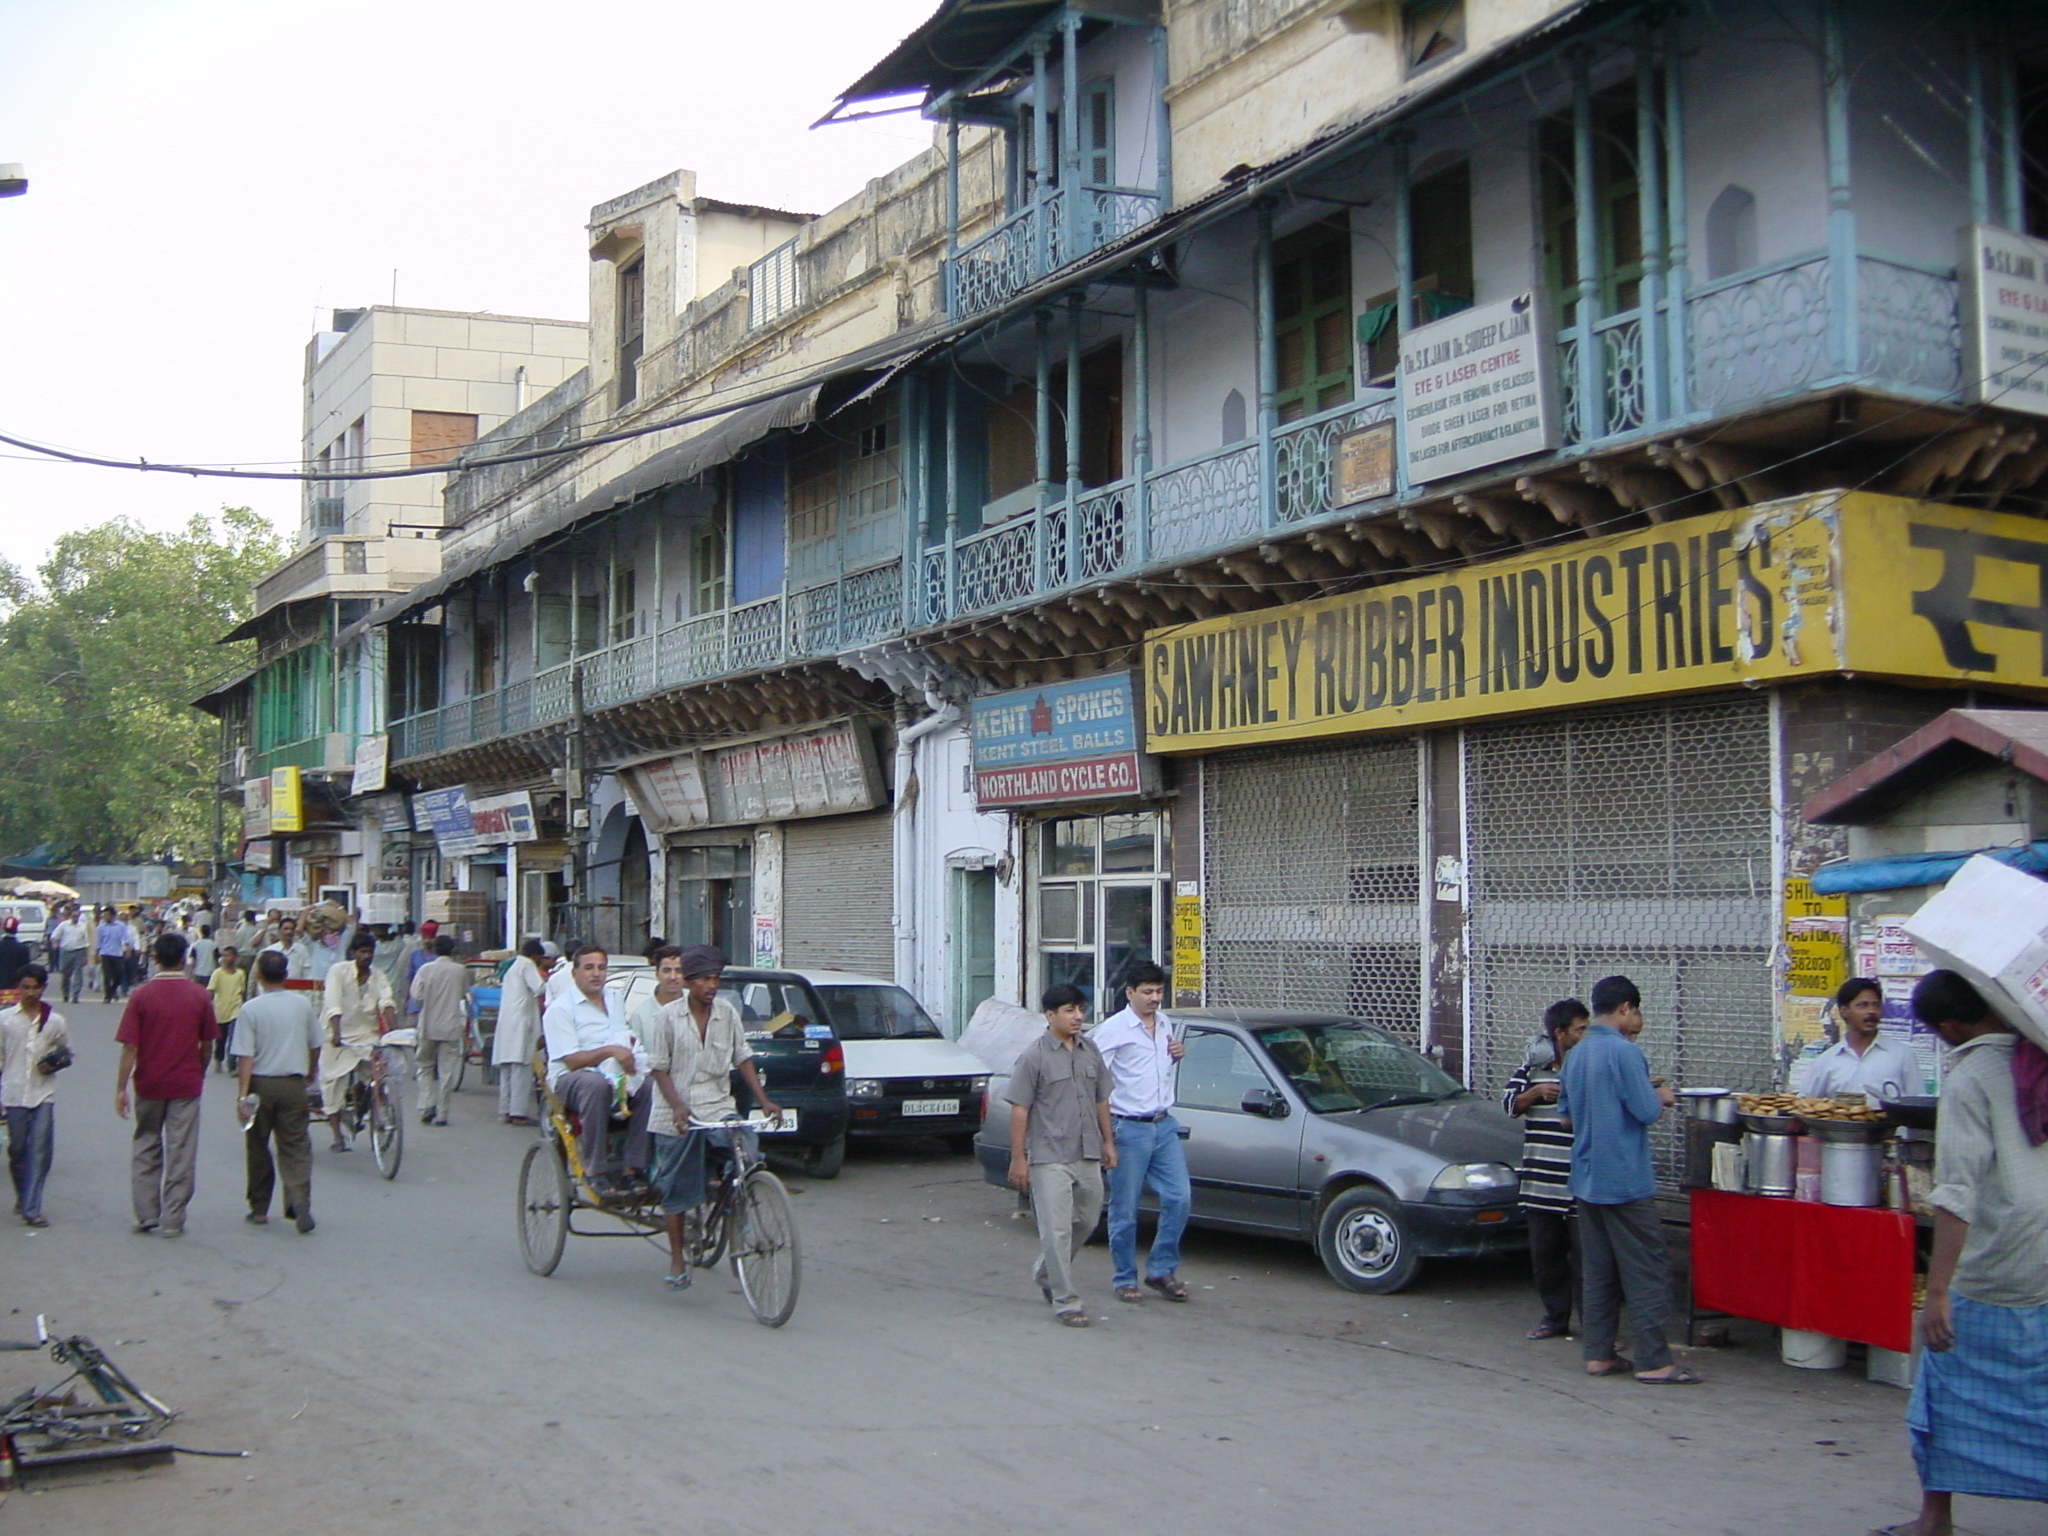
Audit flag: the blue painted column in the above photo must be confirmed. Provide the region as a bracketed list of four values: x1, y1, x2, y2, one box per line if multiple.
[944, 371, 960, 617]
[1822, 0, 1859, 379]
[1570, 47, 1604, 442]
[1033, 40, 1052, 277]
[945, 110, 961, 315]
[1060, 12, 1083, 264]
[1635, 37, 1666, 427]
[1663, 13, 1691, 419]
[902, 371, 925, 628]
[1151, 24, 1173, 208]
[1034, 307, 1053, 594]
[1133, 277, 1153, 565]
[1065, 291, 1084, 582]
[1254, 200, 1278, 529]
[1965, 9, 1990, 227]
[1392, 131, 1415, 496]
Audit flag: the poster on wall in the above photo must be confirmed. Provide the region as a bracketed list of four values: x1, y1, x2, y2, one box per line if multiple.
[415, 785, 480, 857]
[1399, 291, 1555, 484]
[970, 673, 1153, 809]
[242, 775, 272, 840]
[1960, 224, 2048, 417]
[468, 791, 537, 843]
[619, 721, 883, 833]
[270, 767, 305, 834]
[353, 734, 389, 795]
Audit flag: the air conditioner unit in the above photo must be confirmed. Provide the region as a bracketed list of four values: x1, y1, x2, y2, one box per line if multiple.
[311, 497, 347, 534]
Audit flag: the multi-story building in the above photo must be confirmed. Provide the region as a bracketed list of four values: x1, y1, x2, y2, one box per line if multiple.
[195, 304, 585, 916]
[351, 0, 2048, 1176]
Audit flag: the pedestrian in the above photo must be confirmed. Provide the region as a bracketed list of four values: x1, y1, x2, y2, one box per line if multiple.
[262, 915, 317, 982]
[644, 945, 780, 1288]
[0, 918, 32, 991]
[112, 931, 219, 1237]
[405, 921, 438, 994]
[1, 965, 68, 1226]
[49, 905, 88, 1005]
[190, 924, 218, 984]
[540, 943, 650, 1195]
[1800, 976, 1916, 1100]
[1557, 975, 1697, 1384]
[1091, 961, 1193, 1304]
[1005, 982, 1116, 1327]
[234, 950, 322, 1233]
[232, 909, 262, 955]
[95, 907, 133, 1002]
[371, 925, 409, 999]
[208, 946, 248, 1070]
[408, 934, 470, 1127]
[494, 938, 552, 1125]
[319, 932, 398, 1150]
[1502, 998, 1590, 1340]
[1873, 970, 2048, 1536]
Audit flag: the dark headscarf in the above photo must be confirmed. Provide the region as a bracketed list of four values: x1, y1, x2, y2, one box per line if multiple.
[680, 944, 726, 980]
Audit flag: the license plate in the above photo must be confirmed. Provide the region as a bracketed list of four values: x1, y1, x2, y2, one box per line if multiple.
[900, 1097, 959, 1117]
[761, 1111, 800, 1135]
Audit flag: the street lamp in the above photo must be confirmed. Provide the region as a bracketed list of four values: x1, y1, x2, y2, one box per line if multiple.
[0, 164, 26, 198]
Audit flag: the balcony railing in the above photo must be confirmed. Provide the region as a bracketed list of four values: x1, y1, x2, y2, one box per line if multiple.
[390, 562, 902, 761]
[948, 186, 1162, 317]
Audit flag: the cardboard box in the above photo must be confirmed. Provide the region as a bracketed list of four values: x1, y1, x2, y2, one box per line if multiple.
[1899, 855, 2048, 1052]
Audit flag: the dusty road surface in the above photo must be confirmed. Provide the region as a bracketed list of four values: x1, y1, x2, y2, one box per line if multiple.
[1, 997, 2034, 1536]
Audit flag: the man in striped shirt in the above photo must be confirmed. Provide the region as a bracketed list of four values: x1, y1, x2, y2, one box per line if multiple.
[1502, 999, 1589, 1340]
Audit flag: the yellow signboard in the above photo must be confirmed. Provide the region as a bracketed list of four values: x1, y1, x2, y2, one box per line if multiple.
[1141, 493, 2048, 752]
[269, 766, 305, 833]
[1171, 894, 1203, 999]
[1782, 876, 1849, 998]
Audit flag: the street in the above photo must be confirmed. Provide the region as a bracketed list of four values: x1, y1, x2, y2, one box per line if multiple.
[0, 999, 2031, 1536]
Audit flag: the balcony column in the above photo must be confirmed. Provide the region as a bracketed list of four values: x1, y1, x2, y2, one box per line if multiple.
[1034, 307, 1053, 592]
[1060, 10, 1083, 262]
[1392, 131, 1414, 496]
[945, 107, 961, 314]
[1569, 47, 1604, 441]
[1255, 199, 1278, 529]
[1033, 39, 1052, 276]
[1151, 24, 1172, 206]
[1133, 279, 1153, 566]
[1065, 290, 1084, 583]
[902, 371, 926, 628]
[1821, 0, 1858, 378]
[1997, 17, 2025, 230]
[1635, 36, 1667, 424]
[1663, 13, 1691, 418]
[1965, 9, 1990, 226]
[944, 370, 961, 616]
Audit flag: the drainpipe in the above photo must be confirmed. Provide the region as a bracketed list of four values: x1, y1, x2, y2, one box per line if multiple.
[892, 692, 964, 995]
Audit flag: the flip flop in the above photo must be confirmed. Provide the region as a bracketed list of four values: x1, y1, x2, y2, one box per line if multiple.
[663, 1272, 692, 1291]
[1527, 1321, 1569, 1340]
[1636, 1366, 1704, 1385]
[1144, 1273, 1190, 1302]
[1055, 1309, 1092, 1327]
[1584, 1358, 1636, 1377]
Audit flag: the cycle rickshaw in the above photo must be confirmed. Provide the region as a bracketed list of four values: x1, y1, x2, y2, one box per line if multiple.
[311, 1027, 409, 1178]
[514, 1055, 801, 1327]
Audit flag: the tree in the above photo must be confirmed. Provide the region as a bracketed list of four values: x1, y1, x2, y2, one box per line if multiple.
[0, 508, 283, 863]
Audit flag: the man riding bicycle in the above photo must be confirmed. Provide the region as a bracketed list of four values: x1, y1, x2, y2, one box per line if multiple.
[319, 931, 397, 1150]
[645, 944, 781, 1290]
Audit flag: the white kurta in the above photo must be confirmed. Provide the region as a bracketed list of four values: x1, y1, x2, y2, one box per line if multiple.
[492, 958, 549, 1068]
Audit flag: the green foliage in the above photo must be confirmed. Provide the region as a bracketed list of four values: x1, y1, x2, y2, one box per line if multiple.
[0, 508, 283, 862]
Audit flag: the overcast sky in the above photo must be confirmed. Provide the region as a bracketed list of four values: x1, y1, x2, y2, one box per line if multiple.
[0, 0, 937, 578]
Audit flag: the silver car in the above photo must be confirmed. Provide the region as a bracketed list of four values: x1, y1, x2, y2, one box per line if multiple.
[975, 1008, 1528, 1294]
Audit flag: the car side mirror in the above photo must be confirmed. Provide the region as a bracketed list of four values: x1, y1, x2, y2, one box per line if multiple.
[1241, 1087, 1290, 1119]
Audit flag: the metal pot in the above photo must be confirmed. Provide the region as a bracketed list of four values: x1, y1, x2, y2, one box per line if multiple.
[1679, 1087, 1740, 1124]
[1744, 1126, 1799, 1196]
[1820, 1139, 1883, 1207]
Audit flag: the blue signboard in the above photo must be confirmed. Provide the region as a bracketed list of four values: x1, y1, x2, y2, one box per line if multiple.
[413, 785, 476, 853]
[969, 674, 1148, 808]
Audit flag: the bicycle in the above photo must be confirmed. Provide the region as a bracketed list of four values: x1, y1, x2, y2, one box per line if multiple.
[312, 1029, 408, 1179]
[515, 1071, 801, 1328]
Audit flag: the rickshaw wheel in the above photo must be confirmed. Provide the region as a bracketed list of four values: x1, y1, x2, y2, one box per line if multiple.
[518, 1139, 571, 1276]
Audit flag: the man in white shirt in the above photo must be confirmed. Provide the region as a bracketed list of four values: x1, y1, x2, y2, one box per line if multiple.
[2, 965, 68, 1226]
[540, 944, 650, 1195]
[263, 916, 318, 982]
[319, 933, 397, 1152]
[644, 944, 780, 1287]
[190, 925, 218, 983]
[1800, 977, 1918, 1101]
[49, 907, 88, 1005]
[1091, 961, 1193, 1304]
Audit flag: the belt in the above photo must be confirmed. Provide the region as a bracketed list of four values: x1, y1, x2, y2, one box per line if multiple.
[1114, 1111, 1169, 1122]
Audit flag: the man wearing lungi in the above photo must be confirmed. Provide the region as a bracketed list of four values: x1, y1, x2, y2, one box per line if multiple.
[1877, 970, 2048, 1536]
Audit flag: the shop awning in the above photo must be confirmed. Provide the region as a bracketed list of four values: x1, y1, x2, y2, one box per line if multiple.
[1809, 841, 2048, 895]
[1803, 708, 2048, 823]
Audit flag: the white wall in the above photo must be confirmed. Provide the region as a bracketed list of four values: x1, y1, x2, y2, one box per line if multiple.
[905, 719, 1019, 1032]
[1151, 210, 1257, 465]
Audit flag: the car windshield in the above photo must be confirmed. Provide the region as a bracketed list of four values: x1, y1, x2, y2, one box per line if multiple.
[723, 979, 825, 1039]
[1252, 1021, 1463, 1113]
[813, 983, 942, 1041]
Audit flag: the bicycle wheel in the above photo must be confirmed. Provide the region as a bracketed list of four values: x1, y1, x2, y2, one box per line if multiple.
[369, 1080, 404, 1179]
[517, 1139, 571, 1276]
[451, 1049, 468, 1095]
[731, 1170, 800, 1327]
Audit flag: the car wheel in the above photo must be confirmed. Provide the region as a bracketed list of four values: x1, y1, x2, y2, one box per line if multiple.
[799, 1135, 845, 1180]
[1317, 1186, 1420, 1294]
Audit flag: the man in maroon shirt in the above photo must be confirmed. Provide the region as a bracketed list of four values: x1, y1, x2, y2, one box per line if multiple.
[114, 931, 219, 1236]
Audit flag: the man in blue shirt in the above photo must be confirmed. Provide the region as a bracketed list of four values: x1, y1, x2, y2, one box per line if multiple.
[1556, 975, 1698, 1384]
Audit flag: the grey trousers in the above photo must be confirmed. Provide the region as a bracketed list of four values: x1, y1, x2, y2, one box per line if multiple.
[552, 1071, 652, 1179]
[57, 949, 85, 1002]
[1028, 1160, 1105, 1314]
[1576, 1196, 1675, 1371]
[246, 1075, 313, 1219]
[497, 1061, 536, 1120]
[131, 1096, 201, 1232]
[414, 1038, 462, 1119]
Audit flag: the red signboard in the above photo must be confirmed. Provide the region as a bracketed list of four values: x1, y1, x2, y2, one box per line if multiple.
[973, 753, 1144, 806]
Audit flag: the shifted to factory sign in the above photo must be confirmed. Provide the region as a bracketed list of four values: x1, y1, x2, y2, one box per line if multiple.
[1141, 492, 2048, 753]
[970, 673, 1153, 809]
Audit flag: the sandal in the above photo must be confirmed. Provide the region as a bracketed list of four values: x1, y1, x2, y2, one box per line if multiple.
[1584, 1358, 1636, 1377]
[1527, 1321, 1569, 1340]
[1055, 1309, 1092, 1328]
[1144, 1273, 1189, 1302]
[1636, 1365, 1703, 1385]
[663, 1272, 692, 1291]
[1115, 1285, 1146, 1303]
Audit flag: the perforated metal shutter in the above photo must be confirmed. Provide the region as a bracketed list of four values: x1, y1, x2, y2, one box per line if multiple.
[781, 811, 894, 979]
[1464, 695, 1775, 1182]
[1202, 736, 1424, 1042]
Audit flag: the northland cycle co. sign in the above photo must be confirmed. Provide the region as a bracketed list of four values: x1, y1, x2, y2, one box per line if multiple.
[970, 673, 1153, 809]
[1139, 492, 2048, 753]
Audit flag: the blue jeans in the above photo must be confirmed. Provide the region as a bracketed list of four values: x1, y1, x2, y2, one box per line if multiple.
[1108, 1113, 1191, 1288]
[5, 1103, 54, 1221]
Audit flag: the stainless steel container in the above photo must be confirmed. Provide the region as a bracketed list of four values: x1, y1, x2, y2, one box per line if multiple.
[1679, 1088, 1740, 1124]
[1743, 1128, 1798, 1196]
[1820, 1139, 1883, 1207]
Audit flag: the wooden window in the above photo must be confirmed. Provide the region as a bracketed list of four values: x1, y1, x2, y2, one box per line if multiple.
[617, 257, 646, 407]
[985, 379, 1039, 503]
[1539, 85, 1647, 325]
[410, 411, 478, 468]
[1403, 0, 1464, 73]
[1084, 80, 1115, 186]
[1273, 223, 1353, 423]
[691, 515, 727, 617]
[473, 622, 498, 695]
[609, 565, 637, 644]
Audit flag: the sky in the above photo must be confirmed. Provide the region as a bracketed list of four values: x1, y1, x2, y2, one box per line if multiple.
[0, 0, 939, 578]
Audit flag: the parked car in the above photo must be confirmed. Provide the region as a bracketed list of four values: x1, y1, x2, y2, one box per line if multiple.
[2, 901, 48, 952]
[974, 1008, 1526, 1293]
[610, 965, 853, 1178]
[794, 970, 990, 1153]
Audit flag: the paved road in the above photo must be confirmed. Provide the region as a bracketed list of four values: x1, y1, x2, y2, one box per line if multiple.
[2, 997, 2034, 1535]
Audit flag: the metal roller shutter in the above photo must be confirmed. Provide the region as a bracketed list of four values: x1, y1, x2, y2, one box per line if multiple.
[782, 811, 894, 979]
[1464, 695, 1775, 1183]
[1202, 736, 1424, 1042]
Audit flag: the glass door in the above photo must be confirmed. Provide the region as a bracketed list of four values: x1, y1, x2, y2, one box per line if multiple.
[1033, 809, 1170, 1018]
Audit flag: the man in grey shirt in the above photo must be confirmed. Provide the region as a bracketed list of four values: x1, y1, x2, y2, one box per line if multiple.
[409, 935, 472, 1127]
[1005, 983, 1116, 1327]
[234, 950, 323, 1233]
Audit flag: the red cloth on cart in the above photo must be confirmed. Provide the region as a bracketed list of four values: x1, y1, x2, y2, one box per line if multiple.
[1689, 1189, 1916, 1353]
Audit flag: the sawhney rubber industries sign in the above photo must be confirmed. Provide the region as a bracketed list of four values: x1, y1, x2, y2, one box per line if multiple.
[971, 674, 1152, 808]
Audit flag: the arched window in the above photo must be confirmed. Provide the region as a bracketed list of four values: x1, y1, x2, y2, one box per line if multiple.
[1704, 185, 1758, 281]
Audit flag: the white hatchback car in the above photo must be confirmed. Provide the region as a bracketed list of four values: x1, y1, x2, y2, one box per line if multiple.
[788, 971, 991, 1151]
